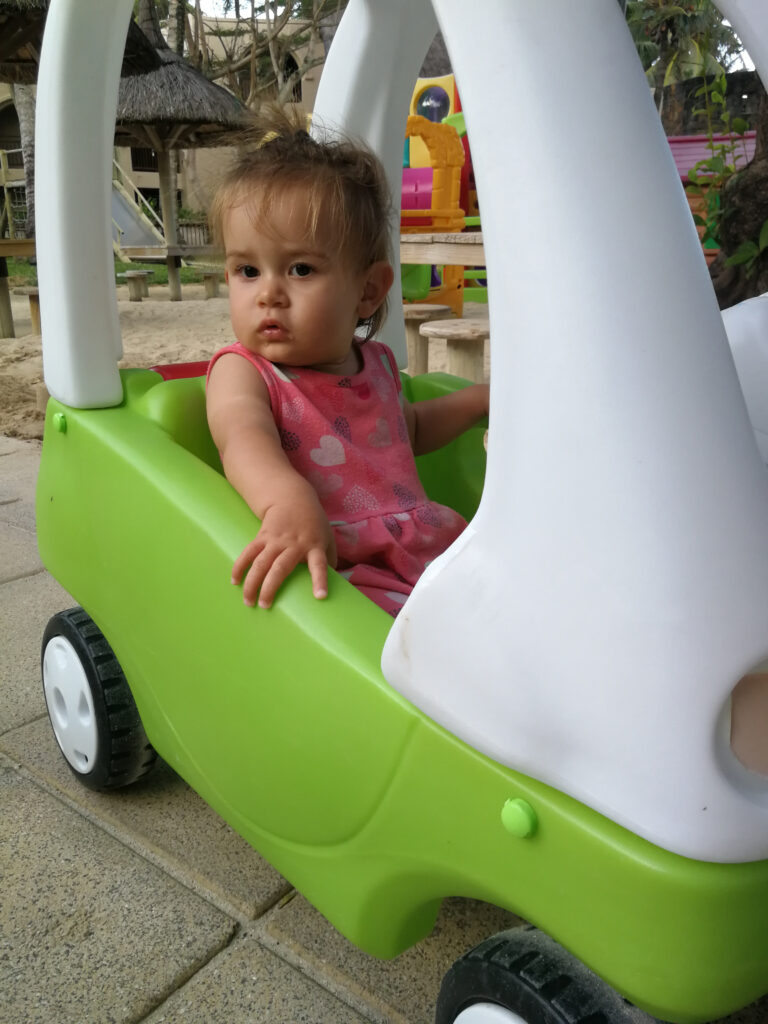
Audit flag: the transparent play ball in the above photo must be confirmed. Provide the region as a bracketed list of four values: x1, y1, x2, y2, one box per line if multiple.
[415, 85, 451, 122]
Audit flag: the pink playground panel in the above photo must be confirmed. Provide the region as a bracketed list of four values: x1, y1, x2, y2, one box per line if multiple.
[668, 131, 756, 183]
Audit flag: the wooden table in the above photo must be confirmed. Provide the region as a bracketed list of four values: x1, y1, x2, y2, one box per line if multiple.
[399, 231, 485, 267]
[0, 238, 36, 338]
[399, 232, 485, 316]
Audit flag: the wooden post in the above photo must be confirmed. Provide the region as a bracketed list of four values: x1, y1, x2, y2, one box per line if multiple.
[0, 258, 14, 338]
[157, 148, 182, 301]
[0, 151, 14, 238]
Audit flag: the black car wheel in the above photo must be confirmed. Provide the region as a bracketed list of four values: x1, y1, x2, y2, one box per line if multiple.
[436, 926, 656, 1024]
[41, 607, 157, 790]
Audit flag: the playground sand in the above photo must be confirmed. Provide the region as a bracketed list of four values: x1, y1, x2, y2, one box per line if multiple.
[0, 284, 486, 440]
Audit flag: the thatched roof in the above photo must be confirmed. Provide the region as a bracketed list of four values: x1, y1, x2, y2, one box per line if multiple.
[0, 1, 161, 84]
[114, 48, 250, 150]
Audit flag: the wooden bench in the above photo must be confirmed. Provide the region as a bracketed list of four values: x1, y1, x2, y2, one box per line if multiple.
[202, 270, 221, 299]
[402, 303, 453, 375]
[0, 237, 36, 338]
[13, 286, 41, 334]
[419, 316, 490, 383]
[122, 269, 151, 301]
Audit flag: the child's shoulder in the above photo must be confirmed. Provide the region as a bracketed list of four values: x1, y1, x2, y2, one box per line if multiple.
[360, 338, 399, 380]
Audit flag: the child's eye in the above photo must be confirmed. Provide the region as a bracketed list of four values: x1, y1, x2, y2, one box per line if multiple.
[237, 265, 259, 279]
[290, 263, 314, 278]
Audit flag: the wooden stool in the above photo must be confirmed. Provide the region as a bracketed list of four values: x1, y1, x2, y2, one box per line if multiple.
[419, 317, 489, 383]
[402, 303, 453, 375]
[124, 270, 150, 301]
[202, 270, 220, 299]
[13, 286, 41, 334]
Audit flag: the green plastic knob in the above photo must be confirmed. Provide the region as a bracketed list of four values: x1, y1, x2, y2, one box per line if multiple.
[501, 798, 538, 838]
[53, 413, 67, 434]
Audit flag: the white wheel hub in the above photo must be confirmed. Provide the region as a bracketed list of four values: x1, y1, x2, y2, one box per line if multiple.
[453, 1005, 528, 1024]
[43, 635, 97, 773]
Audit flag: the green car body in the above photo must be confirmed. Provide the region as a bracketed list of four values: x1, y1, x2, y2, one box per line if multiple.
[37, 367, 768, 1024]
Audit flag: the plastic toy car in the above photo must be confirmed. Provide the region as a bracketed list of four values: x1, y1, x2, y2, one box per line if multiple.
[35, 0, 768, 1022]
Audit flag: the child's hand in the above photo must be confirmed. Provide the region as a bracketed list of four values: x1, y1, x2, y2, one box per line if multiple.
[232, 498, 338, 609]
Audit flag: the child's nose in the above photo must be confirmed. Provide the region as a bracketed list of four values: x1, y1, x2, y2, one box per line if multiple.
[258, 274, 287, 306]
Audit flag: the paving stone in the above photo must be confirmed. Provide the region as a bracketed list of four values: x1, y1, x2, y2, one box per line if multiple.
[0, 717, 290, 921]
[143, 930, 369, 1024]
[0, 440, 40, 531]
[0, 520, 42, 582]
[255, 891, 522, 1024]
[0, 572, 74, 732]
[0, 760, 236, 1024]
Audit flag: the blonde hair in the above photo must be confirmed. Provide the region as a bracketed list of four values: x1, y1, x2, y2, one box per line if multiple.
[210, 106, 393, 340]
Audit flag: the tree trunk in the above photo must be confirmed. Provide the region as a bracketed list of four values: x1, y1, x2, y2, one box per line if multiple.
[157, 149, 182, 302]
[137, 0, 166, 49]
[11, 83, 36, 238]
[710, 82, 768, 309]
[167, 0, 186, 56]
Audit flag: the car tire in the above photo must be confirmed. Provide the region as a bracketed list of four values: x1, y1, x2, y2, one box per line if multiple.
[435, 925, 655, 1024]
[41, 607, 157, 790]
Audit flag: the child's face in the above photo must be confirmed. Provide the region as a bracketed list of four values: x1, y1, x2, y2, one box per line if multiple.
[222, 188, 391, 374]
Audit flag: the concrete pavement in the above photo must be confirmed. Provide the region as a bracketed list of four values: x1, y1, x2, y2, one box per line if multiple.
[2, 434, 768, 1024]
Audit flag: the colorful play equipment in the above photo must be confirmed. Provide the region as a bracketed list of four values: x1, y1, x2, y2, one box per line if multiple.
[401, 112, 466, 313]
[401, 114, 465, 233]
[402, 75, 484, 312]
[34, 1, 768, 1022]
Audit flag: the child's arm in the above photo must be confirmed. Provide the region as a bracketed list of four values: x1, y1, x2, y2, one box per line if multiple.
[403, 383, 489, 456]
[207, 353, 337, 608]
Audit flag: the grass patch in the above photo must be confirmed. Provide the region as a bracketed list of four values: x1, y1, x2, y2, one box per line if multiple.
[6, 258, 36, 288]
[6, 256, 224, 289]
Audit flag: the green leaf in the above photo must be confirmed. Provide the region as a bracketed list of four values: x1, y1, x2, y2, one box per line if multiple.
[692, 214, 706, 226]
[711, 91, 724, 104]
[686, 183, 703, 195]
[706, 156, 724, 173]
[759, 219, 768, 253]
[732, 117, 749, 135]
[726, 241, 760, 266]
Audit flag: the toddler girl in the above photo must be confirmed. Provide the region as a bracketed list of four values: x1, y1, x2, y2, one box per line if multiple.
[206, 113, 489, 616]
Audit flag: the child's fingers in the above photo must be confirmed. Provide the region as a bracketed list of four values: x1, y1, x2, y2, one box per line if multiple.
[255, 549, 301, 609]
[307, 548, 328, 599]
[232, 537, 264, 584]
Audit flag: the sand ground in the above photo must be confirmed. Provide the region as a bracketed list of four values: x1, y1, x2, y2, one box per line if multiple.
[0, 283, 487, 440]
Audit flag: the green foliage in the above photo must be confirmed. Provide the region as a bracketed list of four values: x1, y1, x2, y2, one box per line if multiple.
[725, 219, 768, 275]
[177, 206, 207, 224]
[625, 0, 743, 86]
[684, 73, 751, 248]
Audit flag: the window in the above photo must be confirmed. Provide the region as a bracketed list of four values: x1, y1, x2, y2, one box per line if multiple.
[131, 147, 159, 172]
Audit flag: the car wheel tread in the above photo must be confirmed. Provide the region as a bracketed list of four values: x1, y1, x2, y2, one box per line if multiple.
[42, 608, 158, 790]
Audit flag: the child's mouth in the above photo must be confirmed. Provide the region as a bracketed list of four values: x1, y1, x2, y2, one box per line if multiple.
[259, 320, 288, 340]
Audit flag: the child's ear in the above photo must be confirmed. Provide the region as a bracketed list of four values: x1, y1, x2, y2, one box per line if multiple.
[358, 261, 394, 319]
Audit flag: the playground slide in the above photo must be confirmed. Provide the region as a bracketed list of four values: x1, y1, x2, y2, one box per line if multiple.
[111, 182, 164, 248]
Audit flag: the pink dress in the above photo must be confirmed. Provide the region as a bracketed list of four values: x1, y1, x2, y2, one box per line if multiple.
[208, 339, 466, 616]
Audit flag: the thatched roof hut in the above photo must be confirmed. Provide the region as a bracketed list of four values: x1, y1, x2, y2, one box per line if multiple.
[0, 0, 161, 84]
[114, 48, 250, 152]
